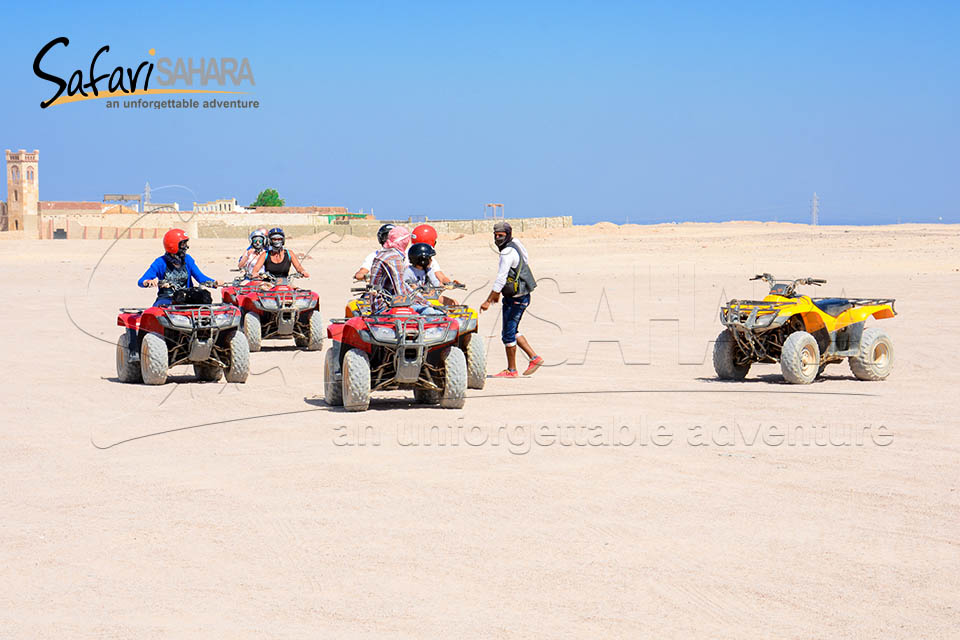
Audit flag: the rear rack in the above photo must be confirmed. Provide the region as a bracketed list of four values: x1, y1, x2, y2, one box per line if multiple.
[812, 297, 896, 308]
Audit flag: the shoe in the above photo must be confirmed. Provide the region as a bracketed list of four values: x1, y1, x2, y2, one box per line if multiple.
[523, 356, 544, 376]
[492, 369, 519, 378]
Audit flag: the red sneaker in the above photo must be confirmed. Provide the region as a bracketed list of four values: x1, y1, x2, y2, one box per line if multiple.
[492, 369, 519, 378]
[523, 356, 544, 376]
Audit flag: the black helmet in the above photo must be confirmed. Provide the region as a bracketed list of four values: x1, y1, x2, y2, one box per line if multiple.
[268, 227, 285, 252]
[407, 242, 436, 269]
[377, 223, 395, 246]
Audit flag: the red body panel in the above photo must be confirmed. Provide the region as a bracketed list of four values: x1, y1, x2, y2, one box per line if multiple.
[116, 305, 239, 336]
[221, 283, 319, 315]
[329, 305, 460, 354]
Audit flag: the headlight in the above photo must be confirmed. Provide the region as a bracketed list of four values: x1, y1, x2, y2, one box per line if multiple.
[370, 325, 397, 341]
[260, 298, 279, 310]
[214, 313, 238, 327]
[294, 297, 314, 310]
[423, 325, 448, 342]
[167, 313, 193, 328]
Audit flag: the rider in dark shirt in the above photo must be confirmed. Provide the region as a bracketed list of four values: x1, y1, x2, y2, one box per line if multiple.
[252, 227, 310, 281]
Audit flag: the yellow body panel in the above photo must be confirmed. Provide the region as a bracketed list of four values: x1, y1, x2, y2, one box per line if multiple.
[761, 294, 894, 333]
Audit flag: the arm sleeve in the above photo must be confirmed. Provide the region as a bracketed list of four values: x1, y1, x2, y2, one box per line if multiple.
[491, 248, 518, 293]
[360, 250, 377, 272]
[427, 267, 441, 286]
[138, 257, 165, 287]
[185, 255, 215, 285]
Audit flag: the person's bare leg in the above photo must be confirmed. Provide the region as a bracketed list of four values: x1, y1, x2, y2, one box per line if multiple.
[505, 345, 518, 371]
[516, 335, 536, 360]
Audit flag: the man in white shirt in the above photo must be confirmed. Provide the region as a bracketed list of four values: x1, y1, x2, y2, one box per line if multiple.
[354, 224, 395, 281]
[479, 221, 543, 377]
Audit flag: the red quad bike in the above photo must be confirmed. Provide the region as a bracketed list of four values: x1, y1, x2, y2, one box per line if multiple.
[221, 273, 322, 352]
[116, 281, 250, 385]
[324, 288, 467, 411]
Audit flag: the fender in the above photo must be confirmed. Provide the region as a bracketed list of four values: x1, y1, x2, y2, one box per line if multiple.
[837, 303, 896, 327]
[137, 309, 166, 336]
[339, 320, 373, 353]
[117, 312, 141, 330]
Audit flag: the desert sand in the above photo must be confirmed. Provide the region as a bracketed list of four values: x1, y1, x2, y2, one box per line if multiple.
[1, 222, 957, 638]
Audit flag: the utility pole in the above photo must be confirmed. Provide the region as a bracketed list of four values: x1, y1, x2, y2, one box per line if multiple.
[811, 192, 819, 226]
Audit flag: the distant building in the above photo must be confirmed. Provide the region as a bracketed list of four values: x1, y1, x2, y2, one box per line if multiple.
[247, 206, 374, 223]
[194, 197, 247, 213]
[39, 201, 102, 214]
[143, 202, 179, 212]
[4, 149, 39, 232]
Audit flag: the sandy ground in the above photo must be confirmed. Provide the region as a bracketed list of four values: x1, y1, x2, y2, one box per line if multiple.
[0, 222, 958, 638]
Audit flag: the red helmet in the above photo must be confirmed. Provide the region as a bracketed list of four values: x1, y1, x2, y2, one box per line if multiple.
[163, 228, 189, 254]
[412, 224, 438, 247]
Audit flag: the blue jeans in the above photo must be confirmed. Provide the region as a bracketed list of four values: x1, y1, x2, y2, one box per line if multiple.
[501, 294, 530, 346]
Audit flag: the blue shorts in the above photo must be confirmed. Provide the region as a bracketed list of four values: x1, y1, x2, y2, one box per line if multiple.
[501, 294, 530, 346]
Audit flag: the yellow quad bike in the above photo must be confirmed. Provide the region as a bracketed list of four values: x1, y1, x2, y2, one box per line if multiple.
[714, 273, 896, 384]
[345, 282, 487, 389]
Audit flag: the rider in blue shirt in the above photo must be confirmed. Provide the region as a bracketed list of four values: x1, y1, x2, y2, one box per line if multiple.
[137, 229, 218, 306]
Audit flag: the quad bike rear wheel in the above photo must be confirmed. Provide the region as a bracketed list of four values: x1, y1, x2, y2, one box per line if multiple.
[224, 330, 250, 383]
[463, 333, 486, 389]
[849, 328, 894, 381]
[116, 332, 142, 383]
[193, 363, 223, 382]
[244, 311, 262, 352]
[140, 332, 169, 385]
[323, 347, 343, 406]
[295, 309, 324, 351]
[781, 331, 820, 384]
[713, 329, 751, 380]
[342, 348, 371, 412]
[440, 346, 467, 409]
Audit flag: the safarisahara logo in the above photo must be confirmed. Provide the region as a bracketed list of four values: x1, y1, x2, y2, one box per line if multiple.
[33, 37, 256, 109]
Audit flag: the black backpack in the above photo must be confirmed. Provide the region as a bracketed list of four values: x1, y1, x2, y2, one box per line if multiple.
[172, 287, 213, 305]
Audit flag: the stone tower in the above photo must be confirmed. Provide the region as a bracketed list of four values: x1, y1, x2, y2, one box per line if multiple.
[5, 149, 39, 234]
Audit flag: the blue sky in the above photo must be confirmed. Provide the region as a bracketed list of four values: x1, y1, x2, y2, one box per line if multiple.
[0, 1, 956, 224]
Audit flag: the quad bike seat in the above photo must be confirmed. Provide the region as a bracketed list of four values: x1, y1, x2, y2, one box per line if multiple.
[813, 298, 853, 317]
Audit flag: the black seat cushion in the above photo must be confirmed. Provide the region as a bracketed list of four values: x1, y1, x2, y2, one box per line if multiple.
[813, 298, 852, 317]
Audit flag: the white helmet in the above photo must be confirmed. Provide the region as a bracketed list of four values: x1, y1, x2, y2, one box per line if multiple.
[249, 228, 267, 249]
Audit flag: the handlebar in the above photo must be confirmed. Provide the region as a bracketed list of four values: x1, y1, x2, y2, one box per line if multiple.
[750, 274, 827, 290]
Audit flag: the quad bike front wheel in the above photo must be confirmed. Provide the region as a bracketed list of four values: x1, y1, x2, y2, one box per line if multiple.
[413, 387, 441, 405]
[342, 348, 371, 412]
[781, 331, 820, 384]
[849, 328, 894, 381]
[463, 333, 487, 390]
[224, 330, 250, 383]
[713, 329, 751, 380]
[116, 332, 142, 383]
[194, 363, 223, 382]
[440, 346, 467, 409]
[140, 332, 169, 385]
[244, 311, 262, 352]
[295, 309, 324, 351]
[323, 347, 343, 406]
